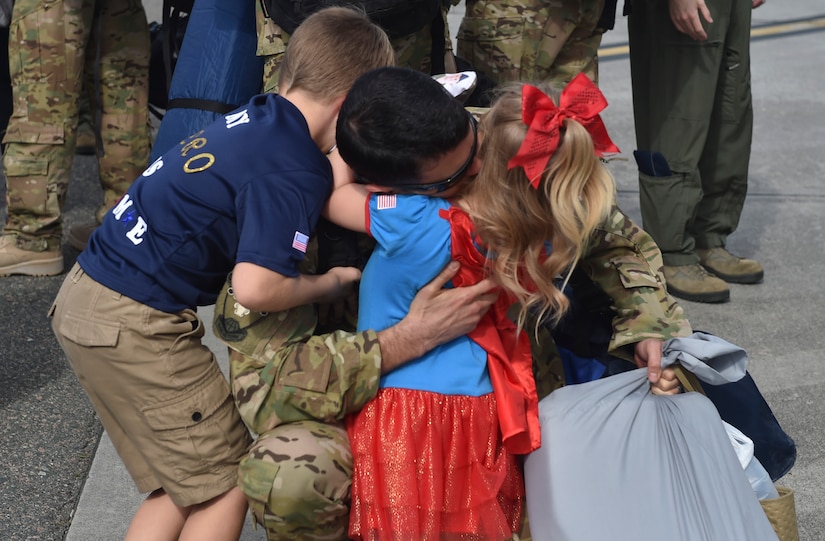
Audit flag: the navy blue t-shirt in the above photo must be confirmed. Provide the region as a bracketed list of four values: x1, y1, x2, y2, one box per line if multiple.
[79, 94, 332, 313]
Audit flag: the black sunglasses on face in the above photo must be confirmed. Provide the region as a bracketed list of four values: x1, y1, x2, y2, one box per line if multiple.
[355, 112, 478, 193]
[400, 113, 478, 193]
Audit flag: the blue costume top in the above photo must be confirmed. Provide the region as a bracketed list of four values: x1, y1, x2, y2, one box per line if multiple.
[357, 193, 493, 396]
[80, 94, 331, 313]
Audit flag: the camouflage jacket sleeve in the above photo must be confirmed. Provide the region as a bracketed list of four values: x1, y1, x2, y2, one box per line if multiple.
[212, 278, 382, 436]
[578, 206, 693, 361]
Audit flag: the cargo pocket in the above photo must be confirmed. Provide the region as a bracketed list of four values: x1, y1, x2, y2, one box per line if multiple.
[2, 147, 61, 214]
[55, 310, 120, 348]
[141, 369, 249, 481]
[457, 16, 524, 82]
[611, 256, 662, 291]
[276, 348, 339, 419]
[279, 351, 332, 393]
[638, 170, 701, 255]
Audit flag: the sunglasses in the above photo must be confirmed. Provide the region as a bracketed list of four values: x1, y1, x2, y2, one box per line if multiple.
[400, 112, 478, 193]
[355, 112, 478, 193]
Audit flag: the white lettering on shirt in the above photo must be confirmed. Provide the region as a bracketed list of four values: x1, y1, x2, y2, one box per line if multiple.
[126, 216, 148, 245]
[143, 157, 164, 177]
[226, 110, 250, 129]
[112, 194, 134, 220]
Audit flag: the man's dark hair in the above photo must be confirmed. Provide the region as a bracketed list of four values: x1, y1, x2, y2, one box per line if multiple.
[336, 66, 470, 187]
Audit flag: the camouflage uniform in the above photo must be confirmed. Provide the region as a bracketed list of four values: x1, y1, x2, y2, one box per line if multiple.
[213, 205, 691, 540]
[1, 0, 149, 251]
[255, 1, 457, 94]
[457, 0, 607, 87]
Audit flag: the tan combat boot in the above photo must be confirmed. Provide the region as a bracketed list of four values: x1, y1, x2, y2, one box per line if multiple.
[697, 247, 764, 284]
[0, 235, 63, 276]
[663, 263, 730, 303]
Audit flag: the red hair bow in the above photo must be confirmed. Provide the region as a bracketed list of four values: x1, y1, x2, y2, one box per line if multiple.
[507, 73, 619, 187]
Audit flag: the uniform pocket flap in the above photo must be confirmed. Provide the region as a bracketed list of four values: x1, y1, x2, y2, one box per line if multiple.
[278, 345, 332, 393]
[142, 369, 231, 431]
[611, 256, 661, 289]
[3, 123, 64, 145]
[57, 311, 119, 347]
[2, 155, 49, 177]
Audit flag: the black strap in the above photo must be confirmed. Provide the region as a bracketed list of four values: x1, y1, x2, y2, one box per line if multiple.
[166, 98, 239, 115]
[161, 1, 193, 101]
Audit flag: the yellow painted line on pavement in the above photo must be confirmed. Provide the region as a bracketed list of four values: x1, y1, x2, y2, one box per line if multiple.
[600, 15, 825, 59]
[750, 16, 825, 37]
[600, 44, 631, 58]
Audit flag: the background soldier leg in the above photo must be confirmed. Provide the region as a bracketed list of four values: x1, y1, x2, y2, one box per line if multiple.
[0, 0, 94, 275]
[67, 0, 150, 250]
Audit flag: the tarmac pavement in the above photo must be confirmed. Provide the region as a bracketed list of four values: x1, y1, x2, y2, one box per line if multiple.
[1, 1, 824, 540]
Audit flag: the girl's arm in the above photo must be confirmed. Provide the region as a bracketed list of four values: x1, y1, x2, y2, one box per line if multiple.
[324, 184, 370, 233]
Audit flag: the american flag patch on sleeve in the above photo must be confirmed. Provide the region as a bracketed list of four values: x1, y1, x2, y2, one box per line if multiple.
[376, 194, 397, 210]
[292, 231, 309, 253]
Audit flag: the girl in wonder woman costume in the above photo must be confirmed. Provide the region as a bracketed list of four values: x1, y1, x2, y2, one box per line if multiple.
[325, 66, 618, 540]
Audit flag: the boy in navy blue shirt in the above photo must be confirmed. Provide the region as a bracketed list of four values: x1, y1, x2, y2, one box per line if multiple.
[49, 8, 394, 541]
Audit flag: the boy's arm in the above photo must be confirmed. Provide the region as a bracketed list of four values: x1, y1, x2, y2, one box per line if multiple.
[231, 262, 360, 313]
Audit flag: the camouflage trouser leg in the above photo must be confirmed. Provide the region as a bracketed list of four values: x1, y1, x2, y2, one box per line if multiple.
[89, 0, 150, 223]
[239, 420, 353, 541]
[1, 0, 149, 249]
[457, 0, 605, 87]
[1, 0, 95, 250]
[255, 5, 455, 94]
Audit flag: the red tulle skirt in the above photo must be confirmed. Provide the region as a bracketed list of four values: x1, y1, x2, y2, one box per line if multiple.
[347, 388, 524, 541]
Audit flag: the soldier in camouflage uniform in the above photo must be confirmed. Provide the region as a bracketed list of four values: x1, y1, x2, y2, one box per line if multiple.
[0, 0, 150, 275]
[213, 203, 691, 540]
[255, 0, 458, 95]
[457, 0, 609, 88]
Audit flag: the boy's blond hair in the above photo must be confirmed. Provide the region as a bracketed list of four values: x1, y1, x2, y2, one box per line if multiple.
[468, 82, 617, 332]
[279, 7, 396, 102]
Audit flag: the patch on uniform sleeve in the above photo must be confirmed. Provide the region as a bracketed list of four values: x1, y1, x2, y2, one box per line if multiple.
[376, 194, 396, 210]
[292, 231, 309, 252]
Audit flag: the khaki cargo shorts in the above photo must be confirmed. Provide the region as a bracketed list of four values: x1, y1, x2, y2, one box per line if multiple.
[50, 263, 252, 507]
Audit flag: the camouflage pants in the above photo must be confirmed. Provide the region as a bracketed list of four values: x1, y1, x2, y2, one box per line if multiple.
[238, 420, 353, 541]
[457, 0, 606, 87]
[1, 0, 149, 251]
[255, 3, 456, 95]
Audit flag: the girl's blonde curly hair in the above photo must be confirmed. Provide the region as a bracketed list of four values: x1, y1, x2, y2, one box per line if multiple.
[466, 82, 617, 333]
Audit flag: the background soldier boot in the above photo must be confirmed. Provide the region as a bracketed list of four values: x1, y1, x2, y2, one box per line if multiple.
[0, 236, 63, 276]
[663, 263, 730, 304]
[697, 247, 764, 284]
